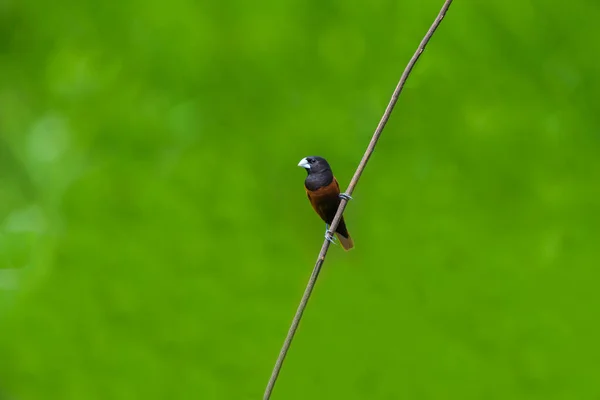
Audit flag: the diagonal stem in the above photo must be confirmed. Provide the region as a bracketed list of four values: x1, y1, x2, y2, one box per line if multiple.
[264, 1, 454, 398]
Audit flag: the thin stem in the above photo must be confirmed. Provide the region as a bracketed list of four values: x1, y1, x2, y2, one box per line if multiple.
[264, 1, 454, 398]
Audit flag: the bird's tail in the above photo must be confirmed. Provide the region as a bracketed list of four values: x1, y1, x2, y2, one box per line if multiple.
[334, 217, 354, 251]
[336, 232, 354, 251]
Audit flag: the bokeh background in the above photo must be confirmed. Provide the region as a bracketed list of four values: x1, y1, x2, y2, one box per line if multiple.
[1, 0, 600, 398]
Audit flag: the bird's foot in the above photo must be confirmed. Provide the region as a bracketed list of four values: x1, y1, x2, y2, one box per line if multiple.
[325, 229, 337, 244]
[339, 192, 353, 201]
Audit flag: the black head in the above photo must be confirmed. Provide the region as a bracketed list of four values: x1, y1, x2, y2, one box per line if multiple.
[298, 156, 331, 175]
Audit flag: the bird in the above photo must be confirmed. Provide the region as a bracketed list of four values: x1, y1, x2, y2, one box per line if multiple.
[298, 156, 354, 251]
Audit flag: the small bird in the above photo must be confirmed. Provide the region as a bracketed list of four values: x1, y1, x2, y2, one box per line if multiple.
[298, 156, 354, 251]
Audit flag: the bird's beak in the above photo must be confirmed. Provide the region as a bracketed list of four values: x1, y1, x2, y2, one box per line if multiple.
[298, 158, 310, 169]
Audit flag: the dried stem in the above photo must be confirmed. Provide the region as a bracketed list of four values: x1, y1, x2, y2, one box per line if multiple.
[264, 1, 454, 398]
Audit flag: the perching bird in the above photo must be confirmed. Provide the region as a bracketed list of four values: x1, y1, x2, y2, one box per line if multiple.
[298, 156, 354, 250]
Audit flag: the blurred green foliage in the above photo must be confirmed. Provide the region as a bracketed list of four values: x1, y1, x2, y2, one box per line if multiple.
[1, 0, 600, 398]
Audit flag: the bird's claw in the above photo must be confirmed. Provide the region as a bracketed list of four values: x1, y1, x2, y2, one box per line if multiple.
[339, 193, 353, 201]
[325, 230, 337, 244]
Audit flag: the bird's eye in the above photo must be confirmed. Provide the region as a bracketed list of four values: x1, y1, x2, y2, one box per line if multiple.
[308, 158, 314, 163]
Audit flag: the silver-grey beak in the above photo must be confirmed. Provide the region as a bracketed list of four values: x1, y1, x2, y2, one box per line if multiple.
[298, 158, 310, 169]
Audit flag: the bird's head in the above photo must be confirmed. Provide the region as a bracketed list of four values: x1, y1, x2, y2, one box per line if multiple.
[298, 156, 331, 175]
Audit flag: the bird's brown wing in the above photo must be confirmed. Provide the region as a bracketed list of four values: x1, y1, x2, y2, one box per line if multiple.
[305, 177, 353, 250]
[305, 177, 341, 224]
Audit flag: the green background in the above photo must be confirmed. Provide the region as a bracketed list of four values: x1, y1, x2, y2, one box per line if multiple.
[1, 0, 599, 398]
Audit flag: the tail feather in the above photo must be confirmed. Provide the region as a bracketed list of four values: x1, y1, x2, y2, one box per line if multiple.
[336, 233, 354, 251]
